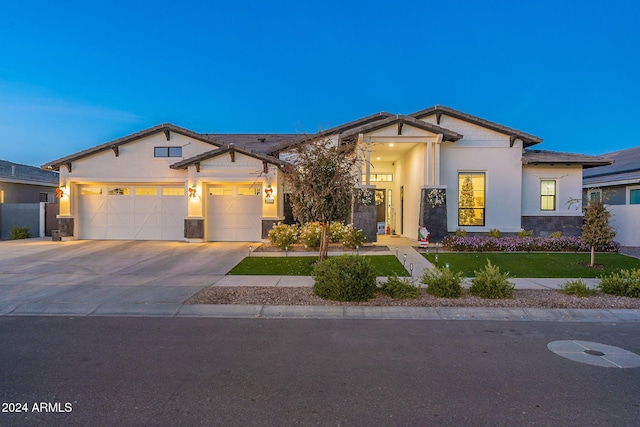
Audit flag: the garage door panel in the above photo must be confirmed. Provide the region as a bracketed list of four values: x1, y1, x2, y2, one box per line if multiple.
[208, 186, 261, 241]
[79, 185, 186, 241]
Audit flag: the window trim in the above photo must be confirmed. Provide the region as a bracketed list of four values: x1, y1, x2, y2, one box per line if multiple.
[540, 179, 557, 211]
[458, 171, 486, 227]
[154, 146, 183, 158]
[628, 186, 640, 205]
[587, 188, 602, 203]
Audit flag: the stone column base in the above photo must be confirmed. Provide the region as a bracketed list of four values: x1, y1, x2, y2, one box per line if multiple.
[184, 218, 204, 240]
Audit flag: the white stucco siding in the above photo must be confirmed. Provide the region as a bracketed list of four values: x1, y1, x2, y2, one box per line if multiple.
[59, 132, 213, 184]
[521, 165, 583, 216]
[441, 143, 523, 232]
[608, 205, 640, 246]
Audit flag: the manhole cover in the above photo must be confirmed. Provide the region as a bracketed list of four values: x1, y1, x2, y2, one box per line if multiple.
[547, 340, 640, 368]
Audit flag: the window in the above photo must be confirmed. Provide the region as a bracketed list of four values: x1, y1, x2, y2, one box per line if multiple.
[588, 189, 602, 202]
[362, 173, 393, 183]
[81, 187, 102, 196]
[209, 187, 232, 196]
[108, 187, 130, 195]
[237, 187, 261, 196]
[135, 187, 158, 196]
[630, 188, 640, 205]
[540, 180, 556, 211]
[458, 172, 485, 226]
[39, 192, 49, 202]
[162, 187, 185, 196]
[154, 147, 182, 157]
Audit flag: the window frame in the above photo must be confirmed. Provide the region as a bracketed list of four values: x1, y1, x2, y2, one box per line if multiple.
[540, 179, 557, 211]
[154, 146, 183, 158]
[457, 171, 486, 227]
[628, 186, 640, 205]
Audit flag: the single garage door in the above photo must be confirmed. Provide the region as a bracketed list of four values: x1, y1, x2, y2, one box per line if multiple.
[79, 185, 186, 240]
[208, 185, 262, 241]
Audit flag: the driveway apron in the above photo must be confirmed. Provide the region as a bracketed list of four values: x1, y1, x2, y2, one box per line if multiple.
[0, 239, 250, 308]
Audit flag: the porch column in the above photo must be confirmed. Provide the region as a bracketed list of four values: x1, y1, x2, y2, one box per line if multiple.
[356, 133, 364, 186]
[185, 165, 204, 241]
[424, 141, 432, 186]
[362, 134, 371, 186]
[434, 134, 443, 186]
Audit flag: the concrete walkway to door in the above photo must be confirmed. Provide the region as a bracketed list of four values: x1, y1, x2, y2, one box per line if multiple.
[0, 238, 252, 315]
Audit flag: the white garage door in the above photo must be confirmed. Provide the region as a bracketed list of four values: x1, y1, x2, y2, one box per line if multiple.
[79, 185, 186, 240]
[208, 185, 262, 241]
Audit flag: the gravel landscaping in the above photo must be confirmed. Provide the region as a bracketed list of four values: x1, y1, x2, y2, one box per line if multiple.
[186, 286, 640, 309]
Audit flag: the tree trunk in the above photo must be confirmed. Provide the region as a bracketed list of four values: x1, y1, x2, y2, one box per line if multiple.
[318, 222, 328, 263]
[590, 246, 595, 267]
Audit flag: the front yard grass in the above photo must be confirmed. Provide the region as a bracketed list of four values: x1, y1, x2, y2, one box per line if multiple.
[227, 255, 409, 276]
[424, 252, 640, 278]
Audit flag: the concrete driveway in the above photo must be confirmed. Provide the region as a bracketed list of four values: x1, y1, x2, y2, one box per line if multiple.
[0, 238, 251, 312]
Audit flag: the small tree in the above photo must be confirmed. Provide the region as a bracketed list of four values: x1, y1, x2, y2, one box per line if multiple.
[581, 196, 616, 267]
[282, 134, 359, 262]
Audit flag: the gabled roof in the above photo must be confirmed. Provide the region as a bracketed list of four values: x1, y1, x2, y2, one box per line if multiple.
[170, 144, 287, 170]
[339, 115, 463, 142]
[409, 105, 543, 147]
[269, 112, 393, 154]
[42, 123, 222, 171]
[1, 160, 58, 185]
[523, 150, 612, 168]
[582, 146, 640, 186]
[204, 134, 302, 155]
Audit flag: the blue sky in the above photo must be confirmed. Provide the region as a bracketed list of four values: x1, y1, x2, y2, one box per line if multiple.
[1, 0, 639, 166]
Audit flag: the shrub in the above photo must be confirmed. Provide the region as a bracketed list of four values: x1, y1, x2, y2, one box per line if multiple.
[549, 231, 563, 238]
[300, 222, 323, 249]
[9, 226, 31, 240]
[517, 229, 533, 238]
[268, 223, 299, 250]
[421, 267, 463, 298]
[312, 255, 377, 301]
[328, 222, 345, 243]
[559, 279, 598, 297]
[455, 228, 467, 237]
[379, 275, 420, 299]
[341, 224, 366, 249]
[488, 229, 501, 238]
[441, 235, 620, 253]
[470, 260, 515, 299]
[599, 269, 640, 298]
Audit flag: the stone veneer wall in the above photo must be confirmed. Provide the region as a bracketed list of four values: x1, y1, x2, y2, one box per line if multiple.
[184, 218, 204, 239]
[353, 199, 377, 244]
[419, 188, 448, 242]
[521, 216, 582, 237]
[58, 217, 74, 238]
[262, 219, 280, 239]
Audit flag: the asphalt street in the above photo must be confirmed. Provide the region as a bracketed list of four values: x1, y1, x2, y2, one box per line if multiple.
[1, 317, 639, 426]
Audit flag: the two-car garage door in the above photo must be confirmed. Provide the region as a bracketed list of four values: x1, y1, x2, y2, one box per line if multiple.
[79, 185, 186, 240]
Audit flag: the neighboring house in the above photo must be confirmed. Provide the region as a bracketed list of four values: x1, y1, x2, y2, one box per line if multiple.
[583, 147, 640, 247]
[0, 160, 59, 239]
[42, 105, 609, 243]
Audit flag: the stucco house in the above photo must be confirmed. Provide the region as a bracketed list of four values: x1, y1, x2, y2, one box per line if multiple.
[583, 147, 640, 247]
[42, 105, 609, 243]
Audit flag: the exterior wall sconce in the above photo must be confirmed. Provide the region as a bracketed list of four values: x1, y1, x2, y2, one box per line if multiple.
[56, 185, 67, 199]
[264, 185, 274, 204]
[188, 185, 198, 200]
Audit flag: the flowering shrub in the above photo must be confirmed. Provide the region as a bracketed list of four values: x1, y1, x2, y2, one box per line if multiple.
[300, 222, 323, 249]
[488, 228, 501, 238]
[517, 229, 533, 238]
[342, 224, 366, 249]
[442, 235, 620, 252]
[329, 222, 345, 243]
[455, 228, 467, 237]
[549, 231, 563, 238]
[268, 223, 300, 250]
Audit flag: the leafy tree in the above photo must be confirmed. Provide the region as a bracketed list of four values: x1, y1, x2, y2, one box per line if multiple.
[281, 134, 359, 262]
[581, 196, 616, 267]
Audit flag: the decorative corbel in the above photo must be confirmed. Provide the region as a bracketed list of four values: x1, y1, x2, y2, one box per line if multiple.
[163, 129, 171, 141]
[195, 162, 201, 173]
[229, 145, 236, 162]
[397, 122, 403, 135]
[436, 112, 443, 125]
[263, 161, 268, 174]
[509, 135, 517, 147]
[64, 163, 72, 173]
[111, 145, 119, 157]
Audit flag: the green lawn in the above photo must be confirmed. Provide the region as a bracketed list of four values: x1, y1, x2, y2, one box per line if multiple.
[423, 252, 640, 278]
[227, 255, 409, 276]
